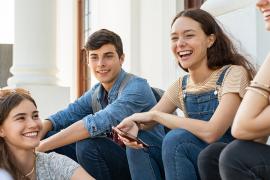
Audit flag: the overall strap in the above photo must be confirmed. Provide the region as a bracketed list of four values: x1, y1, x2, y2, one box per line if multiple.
[92, 86, 102, 113]
[118, 73, 134, 94]
[181, 75, 189, 90]
[216, 65, 231, 86]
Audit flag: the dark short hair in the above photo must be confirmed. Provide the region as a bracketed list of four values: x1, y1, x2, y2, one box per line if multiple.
[84, 29, 123, 58]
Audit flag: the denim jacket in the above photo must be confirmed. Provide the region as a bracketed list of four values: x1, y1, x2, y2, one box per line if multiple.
[48, 69, 157, 137]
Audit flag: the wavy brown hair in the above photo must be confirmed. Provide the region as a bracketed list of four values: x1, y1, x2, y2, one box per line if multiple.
[172, 9, 256, 80]
[0, 88, 36, 180]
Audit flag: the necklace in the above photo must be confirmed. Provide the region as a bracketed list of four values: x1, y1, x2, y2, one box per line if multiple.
[24, 166, 35, 177]
[23, 152, 36, 179]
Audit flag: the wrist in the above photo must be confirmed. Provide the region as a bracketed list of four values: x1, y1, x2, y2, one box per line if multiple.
[150, 110, 159, 123]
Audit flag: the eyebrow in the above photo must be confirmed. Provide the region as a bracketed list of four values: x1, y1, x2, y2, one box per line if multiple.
[89, 53, 98, 56]
[171, 29, 196, 36]
[104, 52, 114, 55]
[12, 110, 39, 118]
[89, 51, 114, 56]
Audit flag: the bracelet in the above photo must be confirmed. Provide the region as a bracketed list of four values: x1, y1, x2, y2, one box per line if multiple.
[249, 85, 270, 94]
[250, 81, 270, 93]
[246, 87, 269, 99]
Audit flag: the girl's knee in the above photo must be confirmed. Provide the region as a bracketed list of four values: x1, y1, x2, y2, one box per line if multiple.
[162, 129, 196, 148]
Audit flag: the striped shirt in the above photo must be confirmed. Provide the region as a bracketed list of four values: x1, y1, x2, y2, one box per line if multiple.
[164, 65, 249, 113]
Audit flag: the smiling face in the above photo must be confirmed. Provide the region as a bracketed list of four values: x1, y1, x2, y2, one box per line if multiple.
[0, 99, 42, 152]
[88, 44, 124, 91]
[170, 16, 215, 71]
[257, 0, 270, 30]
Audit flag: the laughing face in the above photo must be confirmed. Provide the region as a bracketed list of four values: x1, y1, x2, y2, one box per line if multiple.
[257, 0, 270, 30]
[88, 44, 124, 91]
[0, 99, 42, 151]
[170, 17, 215, 71]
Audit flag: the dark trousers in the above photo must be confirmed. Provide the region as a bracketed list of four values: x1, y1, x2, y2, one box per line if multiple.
[46, 131, 131, 180]
[198, 140, 270, 180]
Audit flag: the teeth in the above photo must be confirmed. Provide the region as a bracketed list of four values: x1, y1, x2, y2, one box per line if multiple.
[24, 132, 38, 137]
[178, 50, 192, 57]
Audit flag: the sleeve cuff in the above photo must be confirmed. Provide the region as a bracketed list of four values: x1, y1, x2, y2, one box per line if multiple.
[83, 117, 99, 137]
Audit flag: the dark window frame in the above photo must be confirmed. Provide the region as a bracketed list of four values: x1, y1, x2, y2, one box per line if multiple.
[184, 0, 205, 9]
[77, 0, 91, 97]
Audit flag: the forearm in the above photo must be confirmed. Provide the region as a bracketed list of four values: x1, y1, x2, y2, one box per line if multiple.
[152, 111, 216, 143]
[151, 111, 182, 129]
[38, 120, 90, 152]
[233, 104, 270, 140]
[154, 109, 227, 143]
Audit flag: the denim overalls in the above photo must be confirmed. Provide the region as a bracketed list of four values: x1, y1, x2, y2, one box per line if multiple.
[162, 66, 234, 180]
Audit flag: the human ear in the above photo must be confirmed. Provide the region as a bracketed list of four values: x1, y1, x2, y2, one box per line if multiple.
[120, 54, 125, 65]
[0, 127, 5, 138]
[207, 34, 216, 48]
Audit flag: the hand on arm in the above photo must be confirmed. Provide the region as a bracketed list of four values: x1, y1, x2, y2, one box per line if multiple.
[36, 120, 90, 152]
[232, 54, 270, 140]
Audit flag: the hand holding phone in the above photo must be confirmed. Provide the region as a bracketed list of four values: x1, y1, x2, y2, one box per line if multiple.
[112, 126, 149, 148]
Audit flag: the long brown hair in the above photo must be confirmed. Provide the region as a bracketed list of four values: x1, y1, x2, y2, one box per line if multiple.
[0, 88, 36, 180]
[172, 9, 256, 80]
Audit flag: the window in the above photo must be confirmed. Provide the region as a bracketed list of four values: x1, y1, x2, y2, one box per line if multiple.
[77, 0, 92, 97]
[184, 0, 206, 9]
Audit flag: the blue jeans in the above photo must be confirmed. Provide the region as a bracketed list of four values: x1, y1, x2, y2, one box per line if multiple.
[45, 131, 131, 180]
[162, 129, 209, 180]
[76, 137, 131, 180]
[126, 126, 165, 180]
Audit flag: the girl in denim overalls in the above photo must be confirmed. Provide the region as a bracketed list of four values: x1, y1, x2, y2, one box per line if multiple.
[117, 9, 256, 180]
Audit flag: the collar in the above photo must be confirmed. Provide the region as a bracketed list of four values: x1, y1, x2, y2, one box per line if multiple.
[96, 69, 127, 101]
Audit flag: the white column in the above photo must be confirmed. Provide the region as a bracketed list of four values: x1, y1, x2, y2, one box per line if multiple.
[8, 0, 59, 86]
[8, 0, 70, 119]
[139, 0, 182, 89]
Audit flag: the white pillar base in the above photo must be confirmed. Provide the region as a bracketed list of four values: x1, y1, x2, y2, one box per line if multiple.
[22, 85, 70, 119]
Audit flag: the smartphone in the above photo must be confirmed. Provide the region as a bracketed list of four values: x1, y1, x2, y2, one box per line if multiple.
[112, 126, 149, 148]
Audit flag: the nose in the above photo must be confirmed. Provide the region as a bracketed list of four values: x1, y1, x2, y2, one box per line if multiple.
[27, 118, 39, 128]
[177, 37, 186, 47]
[97, 58, 106, 67]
